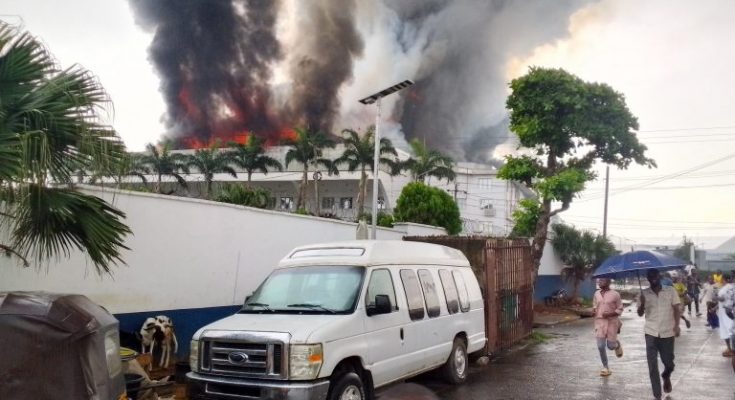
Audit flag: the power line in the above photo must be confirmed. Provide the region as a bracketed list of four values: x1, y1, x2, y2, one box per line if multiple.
[567, 215, 735, 225]
[637, 125, 735, 133]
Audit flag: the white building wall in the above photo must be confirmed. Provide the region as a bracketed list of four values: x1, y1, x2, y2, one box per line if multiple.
[0, 186, 445, 314]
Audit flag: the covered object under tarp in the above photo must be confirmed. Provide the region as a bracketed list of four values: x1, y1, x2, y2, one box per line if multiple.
[0, 291, 126, 400]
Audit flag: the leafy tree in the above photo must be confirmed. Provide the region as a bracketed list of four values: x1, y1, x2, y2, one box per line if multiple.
[0, 22, 131, 273]
[400, 138, 456, 183]
[187, 141, 237, 198]
[284, 127, 335, 209]
[141, 140, 190, 194]
[89, 152, 150, 188]
[228, 135, 283, 182]
[215, 184, 270, 208]
[337, 127, 399, 214]
[551, 223, 617, 299]
[673, 236, 695, 264]
[393, 182, 462, 235]
[498, 67, 655, 275]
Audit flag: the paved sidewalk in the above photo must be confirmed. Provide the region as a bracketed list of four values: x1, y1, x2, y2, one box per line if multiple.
[416, 305, 735, 399]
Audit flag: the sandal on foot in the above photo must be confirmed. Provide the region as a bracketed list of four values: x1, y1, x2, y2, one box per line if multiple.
[600, 368, 612, 377]
[615, 341, 623, 358]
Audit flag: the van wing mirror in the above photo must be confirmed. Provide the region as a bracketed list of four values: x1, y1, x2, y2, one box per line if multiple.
[368, 294, 392, 316]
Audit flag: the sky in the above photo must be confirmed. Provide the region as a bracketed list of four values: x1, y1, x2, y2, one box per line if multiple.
[3, 0, 734, 249]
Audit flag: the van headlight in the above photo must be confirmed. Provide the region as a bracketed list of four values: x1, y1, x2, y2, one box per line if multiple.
[289, 344, 323, 380]
[189, 340, 200, 372]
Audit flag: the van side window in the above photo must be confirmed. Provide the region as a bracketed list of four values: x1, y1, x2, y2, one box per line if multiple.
[366, 269, 398, 312]
[453, 270, 471, 312]
[400, 269, 426, 321]
[439, 270, 460, 314]
[418, 269, 441, 318]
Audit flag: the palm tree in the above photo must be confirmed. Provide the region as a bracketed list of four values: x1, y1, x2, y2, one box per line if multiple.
[0, 22, 131, 274]
[228, 135, 283, 182]
[187, 141, 237, 198]
[551, 223, 617, 300]
[401, 138, 456, 183]
[88, 152, 150, 188]
[284, 127, 336, 210]
[337, 127, 399, 215]
[141, 140, 190, 194]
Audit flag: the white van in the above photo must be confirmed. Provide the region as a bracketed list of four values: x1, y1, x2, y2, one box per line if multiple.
[187, 240, 486, 400]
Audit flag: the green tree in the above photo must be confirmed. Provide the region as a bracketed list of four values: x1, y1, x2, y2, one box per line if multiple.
[673, 236, 695, 263]
[228, 135, 283, 182]
[141, 140, 190, 194]
[400, 138, 456, 183]
[187, 141, 237, 199]
[89, 152, 150, 188]
[551, 223, 618, 299]
[337, 127, 399, 215]
[284, 127, 336, 210]
[393, 182, 462, 234]
[498, 67, 655, 275]
[0, 23, 131, 273]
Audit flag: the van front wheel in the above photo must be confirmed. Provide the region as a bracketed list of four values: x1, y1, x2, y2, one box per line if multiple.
[442, 338, 468, 384]
[328, 371, 366, 400]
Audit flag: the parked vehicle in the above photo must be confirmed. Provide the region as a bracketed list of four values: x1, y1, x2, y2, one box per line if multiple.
[187, 240, 486, 400]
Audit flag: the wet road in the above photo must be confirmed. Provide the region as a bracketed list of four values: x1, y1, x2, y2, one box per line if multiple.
[412, 306, 734, 399]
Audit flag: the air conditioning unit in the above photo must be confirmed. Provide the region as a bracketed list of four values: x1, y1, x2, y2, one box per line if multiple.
[483, 204, 495, 217]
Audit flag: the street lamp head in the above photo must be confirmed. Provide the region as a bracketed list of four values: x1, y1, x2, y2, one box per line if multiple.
[359, 80, 414, 104]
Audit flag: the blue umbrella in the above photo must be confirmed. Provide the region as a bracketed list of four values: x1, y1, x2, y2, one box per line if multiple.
[592, 250, 688, 279]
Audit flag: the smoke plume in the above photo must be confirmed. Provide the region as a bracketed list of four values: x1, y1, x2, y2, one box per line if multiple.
[130, 0, 589, 161]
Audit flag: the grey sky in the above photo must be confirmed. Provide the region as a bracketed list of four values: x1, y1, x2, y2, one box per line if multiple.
[3, 0, 734, 248]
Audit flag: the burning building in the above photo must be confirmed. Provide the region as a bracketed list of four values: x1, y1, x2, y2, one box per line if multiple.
[129, 0, 588, 162]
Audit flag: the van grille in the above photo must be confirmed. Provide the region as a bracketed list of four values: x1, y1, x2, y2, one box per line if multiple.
[200, 338, 286, 379]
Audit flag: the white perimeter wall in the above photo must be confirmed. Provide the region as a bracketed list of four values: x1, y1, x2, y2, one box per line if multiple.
[0, 187, 444, 314]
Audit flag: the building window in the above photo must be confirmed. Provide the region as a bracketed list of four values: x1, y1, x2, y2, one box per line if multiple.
[478, 177, 492, 189]
[268, 197, 277, 209]
[479, 198, 492, 209]
[321, 197, 335, 210]
[378, 197, 385, 210]
[340, 197, 353, 209]
[457, 198, 466, 209]
[280, 197, 294, 210]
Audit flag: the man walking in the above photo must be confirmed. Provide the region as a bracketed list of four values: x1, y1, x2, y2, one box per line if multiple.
[686, 269, 702, 317]
[638, 269, 681, 400]
[593, 278, 624, 376]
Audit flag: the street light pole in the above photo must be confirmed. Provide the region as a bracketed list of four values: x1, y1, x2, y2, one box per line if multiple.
[359, 80, 414, 240]
[370, 97, 382, 239]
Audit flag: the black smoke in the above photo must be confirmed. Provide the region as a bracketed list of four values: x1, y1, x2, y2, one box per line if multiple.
[129, 0, 283, 145]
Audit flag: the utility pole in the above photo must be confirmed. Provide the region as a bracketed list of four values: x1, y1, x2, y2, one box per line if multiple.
[603, 166, 610, 238]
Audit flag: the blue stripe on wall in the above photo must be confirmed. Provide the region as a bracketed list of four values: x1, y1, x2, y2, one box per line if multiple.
[115, 305, 240, 358]
[534, 275, 596, 302]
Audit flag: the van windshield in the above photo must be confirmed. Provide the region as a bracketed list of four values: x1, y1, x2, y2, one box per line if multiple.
[240, 266, 365, 314]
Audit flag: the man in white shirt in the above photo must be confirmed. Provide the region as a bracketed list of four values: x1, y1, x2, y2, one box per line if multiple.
[637, 269, 681, 400]
[718, 274, 735, 360]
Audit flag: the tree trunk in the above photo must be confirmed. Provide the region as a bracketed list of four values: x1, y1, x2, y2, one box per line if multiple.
[356, 166, 367, 216]
[296, 166, 308, 210]
[247, 170, 252, 183]
[530, 199, 552, 283]
[314, 171, 319, 215]
[206, 179, 212, 199]
[156, 173, 162, 194]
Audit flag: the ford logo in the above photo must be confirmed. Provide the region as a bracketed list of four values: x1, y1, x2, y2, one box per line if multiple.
[228, 352, 250, 365]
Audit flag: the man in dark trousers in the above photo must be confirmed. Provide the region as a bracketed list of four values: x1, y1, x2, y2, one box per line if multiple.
[637, 269, 681, 400]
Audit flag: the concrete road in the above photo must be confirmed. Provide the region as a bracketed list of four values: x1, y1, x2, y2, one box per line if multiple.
[412, 306, 734, 400]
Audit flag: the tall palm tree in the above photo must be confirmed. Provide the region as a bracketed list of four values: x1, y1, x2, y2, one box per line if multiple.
[284, 127, 335, 210]
[187, 141, 237, 198]
[401, 138, 456, 183]
[228, 135, 283, 182]
[337, 127, 399, 215]
[0, 22, 131, 274]
[141, 140, 190, 194]
[88, 152, 150, 187]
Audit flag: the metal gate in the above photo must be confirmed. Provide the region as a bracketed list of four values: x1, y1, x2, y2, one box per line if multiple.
[404, 236, 534, 353]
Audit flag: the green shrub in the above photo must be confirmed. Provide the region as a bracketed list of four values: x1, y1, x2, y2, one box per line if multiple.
[393, 182, 462, 234]
[356, 211, 394, 228]
[215, 184, 270, 208]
